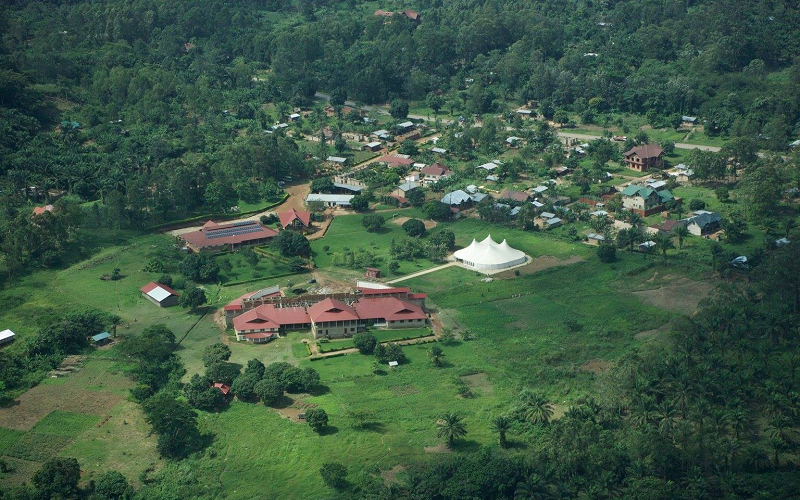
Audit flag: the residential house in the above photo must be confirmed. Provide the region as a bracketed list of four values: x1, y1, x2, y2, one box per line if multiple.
[516, 109, 533, 118]
[420, 163, 452, 185]
[141, 282, 180, 307]
[686, 211, 722, 236]
[681, 116, 698, 127]
[278, 208, 312, 230]
[91, 332, 111, 346]
[501, 190, 530, 203]
[623, 144, 664, 172]
[32, 205, 54, 216]
[531, 185, 548, 195]
[477, 162, 499, 172]
[621, 184, 675, 216]
[393, 181, 419, 198]
[586, 233, 606, 246]
[326, 156, 348, 166]
[430, 147, 447, 155]
[396, 121, 415, 132]
[378, 155, 415, 167]
[372, 129, 391, 140]
[400, 10, 420, 22]
[646, 219, 684, 235]
[506, 136, 522, 148]
[365, 267, 381, 279]
[363, 141, 383, 152]
[486, 175, 499, 182]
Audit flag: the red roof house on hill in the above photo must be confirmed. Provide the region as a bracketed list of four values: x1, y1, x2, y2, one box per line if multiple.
[353, 297, 426, 327]
[278, 208, 312, 230]
[32, 205, 54, 216]
[180, 220, 277, 252]
[213, 383, 231, 395]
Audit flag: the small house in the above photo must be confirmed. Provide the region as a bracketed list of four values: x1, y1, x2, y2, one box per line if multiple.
[363, 141, 383, 152]
[586, 233, 606, 246]
[393, 182, 419, 198]
[326, 156, 348, 166]
[213, 383, 231, 396]
[396, 121, 415, 132]
[477, 162, 499, 172]
[278, 208, 312, 230]
[0, 329, 15, 346]
[32, 205, 54, 216]
[430, 147, 447, 155]
[420, 163, 452, 185]
[686, 212, 722, 236]
[639, 241, 656, 251]
[506, 136, 522, 148]
[501, 190, 530, 203]
[516, 109, 533, 118]
[91, 332, 111, 346]
[378, 155, 415, 167]
[365, 267, 381, 279]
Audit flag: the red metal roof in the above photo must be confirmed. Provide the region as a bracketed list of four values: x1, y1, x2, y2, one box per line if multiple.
[232, 304, 310, 333]
[353, 297, 426, 322]
[243, 332, 274, 340]
[278, 208, 311, 229]
[408, 293, 428, 299]
[378, 155, 414, 166]
[213, 383, 231, 395]
[624, 144, 664, 159]
[224, 288, 282, 311]
[140, 281, 179, 296]
[181, 220, 278, 249]
[32, 205, 54, 216]
[421, 163, 451, 176]
[308, 298, 359, 323]
[357, 287, 410, 295]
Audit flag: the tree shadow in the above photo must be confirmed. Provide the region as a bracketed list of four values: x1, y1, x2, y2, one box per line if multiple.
[319, 425, 339, 436]
[450, 439, 481, 452]
[373, 369, 388, 376]
[358, 421, 388, 434]
[271, 395, 295, 409]
[505, 440, 529, 450]
[307, 385, 330, 396]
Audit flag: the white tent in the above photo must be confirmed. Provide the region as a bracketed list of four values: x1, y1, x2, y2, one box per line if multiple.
[453, 235, 527, 271]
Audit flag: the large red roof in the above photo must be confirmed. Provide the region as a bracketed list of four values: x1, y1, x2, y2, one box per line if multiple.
[308, 298, 359, 323]
[232, 304, 310, 333]
[420, 163, 451, 176]
[353, 297, 426, 322]
[181, 220, 277, 249]
[357, 287, 410, 296]
[378, 155, 415, 166]
[278, 208, 311, 229]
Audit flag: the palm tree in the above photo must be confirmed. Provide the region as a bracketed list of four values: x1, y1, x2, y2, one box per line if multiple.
[429, 345, 444, 367]
[436, 412, 467, 447]
[674, 225, 690, 250]
[518, 390, 554, 425]
[514, 474, 548, 499]
[766, 415, 791, 466]
[491, 415, 512, 448]
[655, 232, 675, 262]
[784, 218, 795, 239]
[627, 212, 644, 227]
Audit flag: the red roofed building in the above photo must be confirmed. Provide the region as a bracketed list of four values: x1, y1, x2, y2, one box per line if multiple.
[213, 383, 231, 395]
[232, 304, 311, 342]
[180, 220, 277, 252]
[224, 286, 282, 313]
[32, 204, 54, 216]
[420, 163, 452, 184]
[401, 10, 420, 22]
[374, 9, 394, 17]
[140, 282, 180, 307]
[278, 208, 312, 230]
[623, 144, 664, 172]
[309, 298, 360, 338]
[353, 297, 426, 328]
[378, 155, 415, 167]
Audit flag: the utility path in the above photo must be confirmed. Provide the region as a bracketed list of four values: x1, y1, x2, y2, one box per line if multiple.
[387, 262, 456, 284]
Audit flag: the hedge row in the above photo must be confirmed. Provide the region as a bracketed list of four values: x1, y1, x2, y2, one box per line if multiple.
[146, 194, 289, 231]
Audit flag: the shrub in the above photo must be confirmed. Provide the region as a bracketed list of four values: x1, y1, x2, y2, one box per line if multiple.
[353, 331, 377, 354]
[689, 199, 706, 211]
[320, 462, 348, 490]
[306, 408, 329, 433]
[597, 245, 616, 263]
[361, 214, 385, 232]
[402, 218, 426, 237]
[255, 378, 283, 406]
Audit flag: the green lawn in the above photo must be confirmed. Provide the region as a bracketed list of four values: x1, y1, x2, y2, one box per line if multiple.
[317, 327, 432, 352]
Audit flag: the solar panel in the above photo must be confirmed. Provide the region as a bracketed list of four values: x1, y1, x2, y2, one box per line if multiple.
[207, 225, 267, 240]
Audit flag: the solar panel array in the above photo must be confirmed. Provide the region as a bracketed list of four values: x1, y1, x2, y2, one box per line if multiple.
[206, 223, 266, 240]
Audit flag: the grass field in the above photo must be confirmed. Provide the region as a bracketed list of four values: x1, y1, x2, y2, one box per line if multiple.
[0, 209, 718, 496]
[317, 327, 432, 352]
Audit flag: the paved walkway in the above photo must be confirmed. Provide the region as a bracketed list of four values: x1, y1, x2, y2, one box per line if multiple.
[387, 262, 456, 284]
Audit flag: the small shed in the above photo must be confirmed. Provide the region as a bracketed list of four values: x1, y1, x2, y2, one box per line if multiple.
[0, 329, 15, 346]
[91, 332, 111, 345]
[213, 383, 231, 396]
[365, 267, 382, 279]
[388, 361, 399, 367]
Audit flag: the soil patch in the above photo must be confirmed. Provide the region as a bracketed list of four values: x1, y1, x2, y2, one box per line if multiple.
[579, 359, 613, 375]
[496, 255, 583, 278]
[460, 373, 494, 394]
[390, 216, 437, 230]
[274, 398, 317, 423]
[423, 443, 452, 453]
[632, 278, 713, 313]
[381, 464, 406, 485]
[0, 361, 130, 431]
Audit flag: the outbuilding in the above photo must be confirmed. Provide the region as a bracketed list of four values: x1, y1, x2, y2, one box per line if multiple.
[0, 329, 15, 346]
[140, 282, 180, 307]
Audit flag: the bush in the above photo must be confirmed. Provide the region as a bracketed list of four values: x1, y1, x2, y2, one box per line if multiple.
[350, 195, 369, 212]
[255, 378, 283, 406]
[273, 230, 311, 257]
[231, 373, 260, 401]
[597, 245, 616, 263]
[306, 408, 329, 433]
[689, 199, 706, 211]
[374, 343, 406, 364]
[202, 343, 231, 367]
[157, 274, 173, 286]
[94, 470, 134, 500]
[362, 214, 385, 232]
[320, 462, 348, 490]
[402, 218, 426, 237]
[353, 331, 377, 354]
